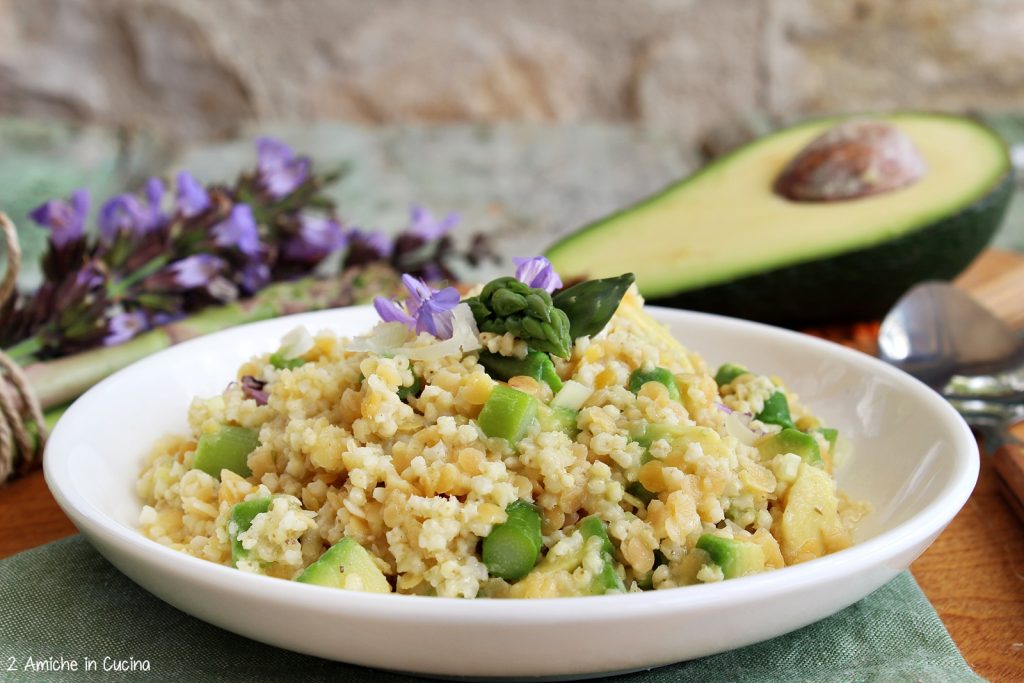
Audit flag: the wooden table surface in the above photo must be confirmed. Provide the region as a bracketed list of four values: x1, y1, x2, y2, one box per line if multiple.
[2, 251, 1023, 681]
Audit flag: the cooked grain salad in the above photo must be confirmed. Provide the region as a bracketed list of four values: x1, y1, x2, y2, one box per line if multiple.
[138, 258, 866, 598]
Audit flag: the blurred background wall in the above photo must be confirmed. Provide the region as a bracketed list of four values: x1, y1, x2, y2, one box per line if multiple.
[3, 0, 1023, 144]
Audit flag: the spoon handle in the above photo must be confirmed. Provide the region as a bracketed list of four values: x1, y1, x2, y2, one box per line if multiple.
[993, 444, 1024, 523]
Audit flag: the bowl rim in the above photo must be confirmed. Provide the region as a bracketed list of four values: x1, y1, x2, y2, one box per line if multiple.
[44, 304, 978, 621]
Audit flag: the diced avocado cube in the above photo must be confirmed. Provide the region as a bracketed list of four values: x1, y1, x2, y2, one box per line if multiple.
[537, 405, 578, 438]
[296, 538, 391, 593]
[626, 481, 657, 505]
[696, 534, 765, 579]
[269, 352, 306, 370]
[483, 500, 543, 580]
[757, 428, 822, 466]
[397, 373, 423, 401]
[192, 426, 259, 478]
[628, 367, 680, 401]
[579, 516, 624, 594]
[714, 363, 749, 386]
[478, 350, 563, 393]
[815, 427, 838, 452]
[755, 391, 795, 429]
[579, 516, 615, 556]
[228, 496, 272, 566]
[478, 385, 538, 444]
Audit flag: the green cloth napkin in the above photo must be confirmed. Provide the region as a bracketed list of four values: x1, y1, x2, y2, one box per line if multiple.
[0, 536, 978, 683]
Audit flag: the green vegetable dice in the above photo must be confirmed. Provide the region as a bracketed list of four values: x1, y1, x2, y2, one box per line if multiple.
[296, 538, 391, 593]
[477, 350, 563, 393]
[696, 534, 765, 579]
[714, 363, 749, 386]
[483, 500, 543, 580]
[756, 428, 822, 466]
[756, 391, 795, 429]
[228, 496, 272, 566]
[192, 426, 259, 478]
[269, 352, 306, 370]
[478, 385, 538, 444]
[628, 366, 680, 400]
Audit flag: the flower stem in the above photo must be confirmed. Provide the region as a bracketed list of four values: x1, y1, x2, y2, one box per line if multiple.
[107, 255, 170, 300]
[5, 336, 43, 364]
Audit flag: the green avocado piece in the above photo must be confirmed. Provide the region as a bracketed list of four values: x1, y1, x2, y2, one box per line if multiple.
[756, 392, 795, 429]
[696, 534, 766, 579]
[714, 363, 749, 387]
[228, 496, 272, 566]
[815, 427, 839, 452]
[757, 428, 822, 466]
[537, 404, 579, 438]
[397, 373, 423, 401]
[296, 538, 391, 593]
[192, 426, 259, 479]
[546, 113, 1014, 325]
[579, 516, 625, 594]
[478, 350, 563, 393]
[628, 367, 680, 401]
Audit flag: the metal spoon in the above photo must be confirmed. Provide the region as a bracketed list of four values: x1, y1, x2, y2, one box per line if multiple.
[878, 281, 1024, 399]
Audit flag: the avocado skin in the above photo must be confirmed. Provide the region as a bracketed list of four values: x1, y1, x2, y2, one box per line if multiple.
[653, 170, 1014, 326]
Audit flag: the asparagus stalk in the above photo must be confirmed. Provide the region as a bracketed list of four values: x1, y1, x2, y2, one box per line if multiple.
[19, 264, 401, 411]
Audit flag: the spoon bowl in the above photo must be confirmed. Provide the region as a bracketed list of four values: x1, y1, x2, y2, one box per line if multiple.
[878, 281, 1024, 392]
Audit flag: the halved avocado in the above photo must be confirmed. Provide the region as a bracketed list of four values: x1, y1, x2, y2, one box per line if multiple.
[546, 113, 1013, 324]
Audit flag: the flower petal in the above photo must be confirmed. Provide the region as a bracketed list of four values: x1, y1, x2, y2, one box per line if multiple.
[513, 256, 563, 293]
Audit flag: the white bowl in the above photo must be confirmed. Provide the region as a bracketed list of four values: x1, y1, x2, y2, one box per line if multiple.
[45, 306, 977, 679]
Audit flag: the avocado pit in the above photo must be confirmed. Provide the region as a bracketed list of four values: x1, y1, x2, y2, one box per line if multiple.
[774, 120, 927, 202]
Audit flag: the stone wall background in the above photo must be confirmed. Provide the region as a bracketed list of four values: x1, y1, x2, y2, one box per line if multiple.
[3, 0, 1024, 143]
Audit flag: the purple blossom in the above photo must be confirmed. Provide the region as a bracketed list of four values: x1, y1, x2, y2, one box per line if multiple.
[212, 204, 260, 256]
[349, 229, 393, 260]
[175, 171, 210, 218]
[407, 205, 460, 241]
[374, 274, 461, 338]
[29, 189, 90, 249]
[239, 260, 270, 295]
[98, 178, 166, 242]
[513, 256, 562, 293]
[282, 214, 346, 263]
[256, 137, 311, 199]
[104, 310, 148, 346]
[167, 254, 225, 288]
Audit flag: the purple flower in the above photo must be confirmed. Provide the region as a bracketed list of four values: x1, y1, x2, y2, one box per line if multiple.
[407, 205, 460, 241]
[104, 310, 148, 346]
[28, 189, 90, 249]
[282, 214, 346, 263]
[98, 178, 166, 242]
[256, 137, 311, 199]
[175, 171, 210, 218]
[212, 204, 261, 256]
[239, 260, 270, 295]
[167, 254, 226, 288]
[349, 229, 393, 260]
[374, 274, 461, 338]
[513, 256, 562, 293]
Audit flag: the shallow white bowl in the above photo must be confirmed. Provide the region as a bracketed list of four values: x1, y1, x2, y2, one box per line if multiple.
[45, 306, 977, 679]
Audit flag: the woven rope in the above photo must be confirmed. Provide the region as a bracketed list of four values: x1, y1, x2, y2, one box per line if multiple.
[0, 214, 46, 483]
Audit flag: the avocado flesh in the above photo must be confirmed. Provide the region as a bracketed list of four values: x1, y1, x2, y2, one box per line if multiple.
[296, 538, 391, 593]
[696, 534, 766, 579]
[547, 114, 1013, 324]
[757, 428, 822, 466]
